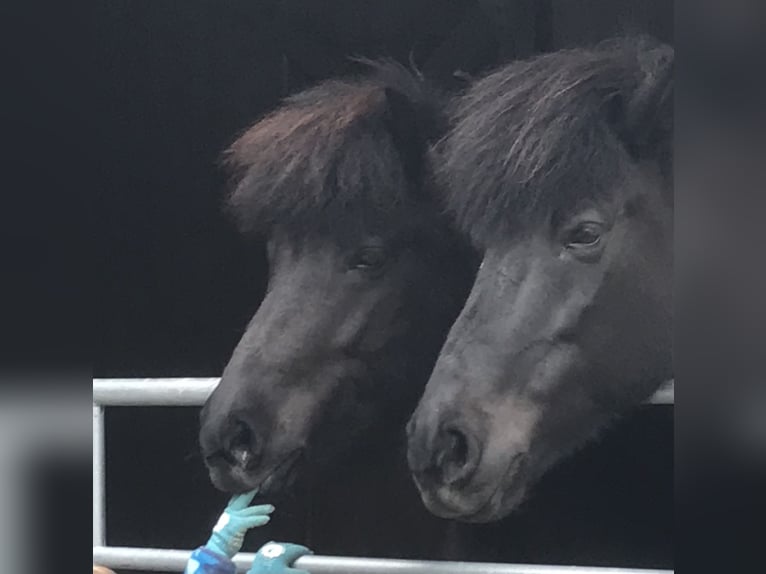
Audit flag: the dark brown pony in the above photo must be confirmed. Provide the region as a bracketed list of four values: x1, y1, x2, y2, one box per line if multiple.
[408, 36, 673, 523]
[198, 62, 477, 500]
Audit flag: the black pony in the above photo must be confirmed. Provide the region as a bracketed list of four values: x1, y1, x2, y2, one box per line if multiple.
[198, 62, 477, 500]
[408, 36, 673, 522]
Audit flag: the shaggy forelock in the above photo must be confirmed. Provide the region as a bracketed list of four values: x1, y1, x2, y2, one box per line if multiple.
[436, 35, 672, 245]
[223, 61, 445, 237]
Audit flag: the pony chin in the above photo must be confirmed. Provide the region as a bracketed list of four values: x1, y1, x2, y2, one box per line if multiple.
[207, 464, 258, 494]
[416, 456, 532, 523]
[417, 477, 530, 524]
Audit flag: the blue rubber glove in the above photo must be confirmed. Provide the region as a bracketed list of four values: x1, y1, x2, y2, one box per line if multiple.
[205, 490, 275, 558]
[246, 541, 313, 574]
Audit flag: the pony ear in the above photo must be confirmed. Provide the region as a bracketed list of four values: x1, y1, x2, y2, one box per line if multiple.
[382, 86, 428, 186]
[611, 43, 674, 160]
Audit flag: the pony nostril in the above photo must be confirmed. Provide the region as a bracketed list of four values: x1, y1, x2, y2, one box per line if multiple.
[407, 419, 481, 489]
[445, 429, 469, 469]
[433, 425, 478, 486]
[225, 420, 261, 471]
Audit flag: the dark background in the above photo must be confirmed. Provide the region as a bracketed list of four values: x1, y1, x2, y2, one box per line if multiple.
[93, 0, 672, 376]
[91, 1, 675, 572]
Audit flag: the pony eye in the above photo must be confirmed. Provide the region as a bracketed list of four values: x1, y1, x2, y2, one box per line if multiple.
[350, 246, 389, 272]
[565, 222, 603, 249]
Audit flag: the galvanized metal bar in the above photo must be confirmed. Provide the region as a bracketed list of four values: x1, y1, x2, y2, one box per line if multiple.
[93, 405, 106, 546]
[92, 546, 672, 574]
[93, 378, 219, 406]
[93, 378, 674, 406]
[651, 381, 674, 405]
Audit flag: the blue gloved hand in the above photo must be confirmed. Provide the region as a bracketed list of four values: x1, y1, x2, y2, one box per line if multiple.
[205, 490, 275, 558]
[246, 541, 313, 574]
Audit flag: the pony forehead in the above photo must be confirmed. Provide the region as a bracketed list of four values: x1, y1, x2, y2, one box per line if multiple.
[227, 84, 389, 165]
[222, 61, 445, 239]
[436, 36, 669, 245]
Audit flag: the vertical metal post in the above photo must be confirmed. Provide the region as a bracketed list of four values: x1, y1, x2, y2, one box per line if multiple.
[93, 404, 106, 546]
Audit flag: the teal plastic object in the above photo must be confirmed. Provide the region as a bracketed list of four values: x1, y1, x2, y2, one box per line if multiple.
[205, 490, 275, 558]
[246, 542, 313, 574]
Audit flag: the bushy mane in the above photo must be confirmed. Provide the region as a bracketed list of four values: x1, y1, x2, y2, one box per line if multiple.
[223, 60, 447, 237]
[435, 35, 674, 244]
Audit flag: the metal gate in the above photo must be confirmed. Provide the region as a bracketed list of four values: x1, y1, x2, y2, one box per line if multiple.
[92, 378, 674, 573]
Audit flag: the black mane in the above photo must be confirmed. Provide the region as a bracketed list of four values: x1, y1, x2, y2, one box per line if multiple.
[435, 35, 674, 244]
[223, 60, 447, 238]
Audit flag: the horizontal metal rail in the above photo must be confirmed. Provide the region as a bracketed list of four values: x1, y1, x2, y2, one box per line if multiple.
[93, 377, 219, 405]
[93, 378, 674, 573]
[93, 546, 672, 574]
[93, 378, 674, 406]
